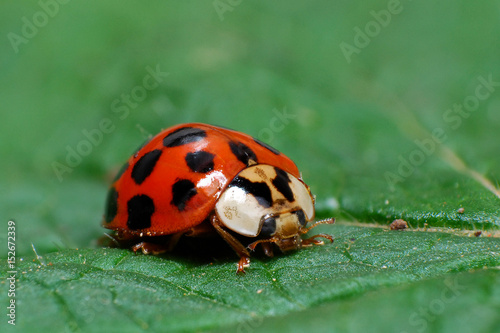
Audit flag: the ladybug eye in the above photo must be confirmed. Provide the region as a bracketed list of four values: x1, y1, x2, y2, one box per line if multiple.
[293, 210, 307, 227]
[260, 216, 277, 237]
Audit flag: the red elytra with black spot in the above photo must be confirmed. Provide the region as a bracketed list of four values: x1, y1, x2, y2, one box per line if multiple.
[103, 123, 299, 235]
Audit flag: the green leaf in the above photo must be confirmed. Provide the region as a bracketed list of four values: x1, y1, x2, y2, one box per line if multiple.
[219, 269, 500, 333]
[1, 225, 499, 332]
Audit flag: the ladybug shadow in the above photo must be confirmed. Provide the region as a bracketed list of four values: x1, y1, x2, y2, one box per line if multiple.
[162, 236, 238, 266]
[161, 235, 277, 268]
[103, 233, 275, 269]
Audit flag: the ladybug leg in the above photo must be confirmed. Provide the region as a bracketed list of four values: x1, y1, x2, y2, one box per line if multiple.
[131, 231, 185, 254]
[237, 256, 251, 273]
[300, 217, 335, 247]
[301, 234, 334, 247]
[131, 242, 170, 255]
[247, 238, 277, 254]
[260, 242, 274, 257]
[210, 215, 251, 274]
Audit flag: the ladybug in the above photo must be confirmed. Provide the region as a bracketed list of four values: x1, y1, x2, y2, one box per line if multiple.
[103, 123, 334, 273]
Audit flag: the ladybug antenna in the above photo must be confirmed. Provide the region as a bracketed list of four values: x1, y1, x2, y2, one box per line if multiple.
[300, 217, 335, 234]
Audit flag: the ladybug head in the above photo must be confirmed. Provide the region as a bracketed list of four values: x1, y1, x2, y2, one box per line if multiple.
[257, 209, 308, 251]
[248, 210, 335, 253]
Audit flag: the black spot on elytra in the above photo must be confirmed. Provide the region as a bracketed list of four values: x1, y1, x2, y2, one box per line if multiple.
[253, 138, 280, 155]
[260, 216, 277, 237]
[272, 167, 294, 202]
[127, 195, 155, 230]
[229, 141, 257, 166]
[104, 187, 118, 223]
[163, 127, 206, 147]
[294, 209, 307, 227]
[171, 179, 197, 211]
[131, 149, 162, 185]
[185, 151, 215, 173]
[230, 176, 272, 208]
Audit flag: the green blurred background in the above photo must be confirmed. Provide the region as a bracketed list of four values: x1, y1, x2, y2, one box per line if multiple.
[1, 0, 499, 256]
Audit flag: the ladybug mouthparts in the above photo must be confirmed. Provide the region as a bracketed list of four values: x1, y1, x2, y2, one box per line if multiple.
[275, 235, 303, 252]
